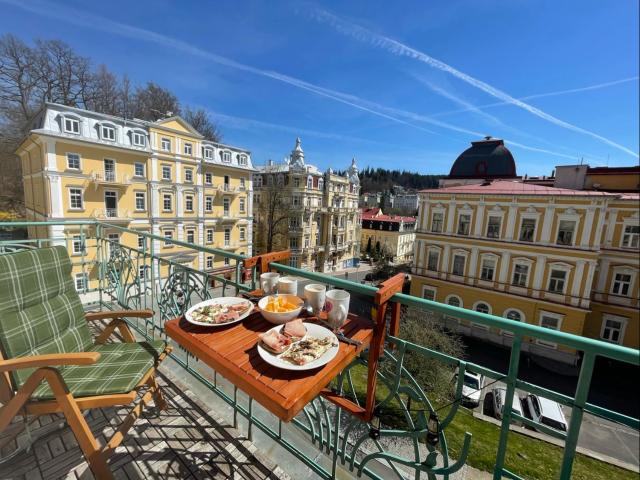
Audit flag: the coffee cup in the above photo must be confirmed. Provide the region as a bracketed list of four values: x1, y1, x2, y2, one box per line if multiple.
[260, 272, 280, 295]
[278, 276, 298, 295]
[325, 289, 350, 332]
[304, 283, 326, 316]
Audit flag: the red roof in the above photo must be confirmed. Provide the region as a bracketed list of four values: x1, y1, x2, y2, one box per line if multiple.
[419, 181, 617, 196]
[361, 212, 416, 223]
[361, 207, 381, 216]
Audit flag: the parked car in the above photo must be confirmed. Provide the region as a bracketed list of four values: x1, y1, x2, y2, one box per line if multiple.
[453, 369, 484, 407]
[492, 387, 524, 424]
[524, 394, 568, 432]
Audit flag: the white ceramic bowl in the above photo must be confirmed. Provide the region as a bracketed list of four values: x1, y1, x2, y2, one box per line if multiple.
[258, 294, 304, 324]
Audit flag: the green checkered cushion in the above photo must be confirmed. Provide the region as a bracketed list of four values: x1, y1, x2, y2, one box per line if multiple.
[0, 246, 93, 389]
[0, 246, 166, 399]
[30, 340, 167, 399]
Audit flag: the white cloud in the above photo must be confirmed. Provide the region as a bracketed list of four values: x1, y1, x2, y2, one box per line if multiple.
[304, 5, 639, 159]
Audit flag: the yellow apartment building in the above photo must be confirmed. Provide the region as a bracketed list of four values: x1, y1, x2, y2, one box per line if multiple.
[360, 207, 416, 264]
[410, 138, 639, 364]
[253, 138, 360, 272]
[17, 103, 254, 291]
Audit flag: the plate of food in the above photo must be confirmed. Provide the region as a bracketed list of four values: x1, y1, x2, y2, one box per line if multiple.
[257, 319, 339, 371]
[185, 297, 254, 327]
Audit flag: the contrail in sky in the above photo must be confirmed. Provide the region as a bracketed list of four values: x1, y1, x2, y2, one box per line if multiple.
[431, 76, 640, 118]
[304, 5, 638, 159]
[0, 0, 595, 162]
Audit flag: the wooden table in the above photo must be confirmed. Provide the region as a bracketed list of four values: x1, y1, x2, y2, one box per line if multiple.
[165, 310, 374, 422]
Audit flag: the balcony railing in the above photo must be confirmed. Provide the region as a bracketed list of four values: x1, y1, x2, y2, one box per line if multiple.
[92, 208, 132, 221]
[0, 220, 638, 480]
[90, 171, 130, 186]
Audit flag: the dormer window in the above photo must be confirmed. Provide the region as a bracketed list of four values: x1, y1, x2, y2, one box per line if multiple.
[203, 146, 213, 160]
[100, 124, 116, 142]
[63, 117, 80, 134]
[222, 151, 231, 163]
[238, 154, 247, 166]
[132, 131, 146, 147]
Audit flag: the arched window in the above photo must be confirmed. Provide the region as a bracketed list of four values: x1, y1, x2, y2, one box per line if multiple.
[307, 176, 313, 189]
[474, 302, 490, 314]
[505, 309, 522, 322]
[318, 178, 324, 191]
[446, 295, 462, 308]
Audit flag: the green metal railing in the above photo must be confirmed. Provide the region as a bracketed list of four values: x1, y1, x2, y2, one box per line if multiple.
[1, 220, 638, 480]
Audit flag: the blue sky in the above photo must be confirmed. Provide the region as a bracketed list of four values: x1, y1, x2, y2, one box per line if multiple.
[1, 0, 638, 176]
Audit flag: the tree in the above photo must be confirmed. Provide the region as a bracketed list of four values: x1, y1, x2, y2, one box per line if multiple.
[253, 178, 294, 254]
[183, 107, 222, 142]
[131, 82, 180, 121]
[85, 64, 121, 116]
[365, 237, 372, 255]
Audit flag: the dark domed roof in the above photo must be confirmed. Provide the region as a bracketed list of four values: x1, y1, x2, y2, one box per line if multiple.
[449, 137, 516, 179]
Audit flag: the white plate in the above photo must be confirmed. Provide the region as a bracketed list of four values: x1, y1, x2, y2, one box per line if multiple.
[185, 297, 254, 327]
[257, 322, 339, 371]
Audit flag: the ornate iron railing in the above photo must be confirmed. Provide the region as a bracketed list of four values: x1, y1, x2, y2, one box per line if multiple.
[0, 220, 638, 480]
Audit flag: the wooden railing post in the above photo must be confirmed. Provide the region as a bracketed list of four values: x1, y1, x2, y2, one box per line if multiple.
[243, 250, 292, 283]
[362, 273, 405, 421]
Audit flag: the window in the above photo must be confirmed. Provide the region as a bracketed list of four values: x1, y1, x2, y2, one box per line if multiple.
[538, 313, 562, 347]
[239, 227, 246, 241]
[612, 273, 632, 296]
[101, 125, 115, 141]
[132, 131, 146, 147]
[184, 143, 192, 155]
[205, 173, 213, 184]
[202, 147, 212, 160]
[163, 194, 172, 212]
[622, 225, 639, 248]
[556, 220, 576, 246]
[427, 250, 439, 272]
[293, 178, 300, 188]
[222, 151, 231, 163]
[239, 154, 247, 165]
[431, 212, 443, 233]
[186, 229, 195, 244]
[161, 138, 171, 151]
[163, 230, 174, 246]
[480, 257, 496, 281]
[290, 237, 299, 249]
[446, 296, 461, 308]
[519, 218, 536, 242]
[512, 264, 529, 287]
[206, 228, 213, 243]
[548, 269, 567, 294]
[240, 178, 246, 190]
[135, 192, 146, 211]
[223, 197, 230, 216]
[475, 302, 490, 314]
[239, 198, 246, 213]
[107, 233, 119, 256]
[138, 266, 146, 280]
[452, 254, 466, 276]
[318, 179, 324, 190]
[137, 234, 146, 250]
[64, 117, 80, 134]
[307, 177, 313, 189]
[205, 196, 213, 212]
[422, 287, 436, 301]
[162, 165, 171, 180]
[67, 153, 80, 170]
[185, 168, 193, 183]
[601, 316, 626, 344]
[457, 214, 471, 235]
[505, 310, 522, 322]
[72, 235, 85, 255]
[487, 216, 501, 238]
[69, 188, 83, 210]
[134, 162, 145, 177]
[185, 195, 194, 212]
[224, 228, 231, 246]
[224, 257, 230, 266]
[74, 273, 87, 292]
[206, 256, 213, 269]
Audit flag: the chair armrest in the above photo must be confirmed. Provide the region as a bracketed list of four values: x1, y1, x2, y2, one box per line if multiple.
[85, 309, 154, 322]
[0, 352, 101, 373]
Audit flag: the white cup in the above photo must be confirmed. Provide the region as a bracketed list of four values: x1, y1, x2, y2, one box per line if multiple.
[260, 272, 280, 295]
[325, 289, 350, 332]
[304, 283, 326, 316]
[278, 276, 298, 295]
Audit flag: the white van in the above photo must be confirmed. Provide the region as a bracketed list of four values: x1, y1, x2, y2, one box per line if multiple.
[525, 394, 568, 432]
[492, 387, 524, 424]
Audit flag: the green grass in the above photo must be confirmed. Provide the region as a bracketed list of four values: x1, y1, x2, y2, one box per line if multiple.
[340, 364, 636, 480]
